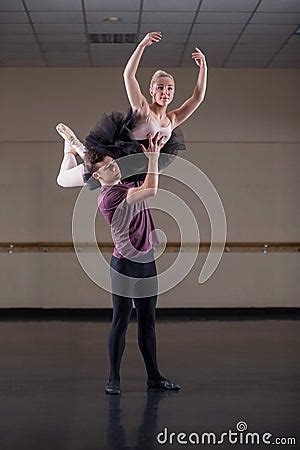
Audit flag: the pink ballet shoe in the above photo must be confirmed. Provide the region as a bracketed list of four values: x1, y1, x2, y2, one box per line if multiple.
[56, 123, 85, 157]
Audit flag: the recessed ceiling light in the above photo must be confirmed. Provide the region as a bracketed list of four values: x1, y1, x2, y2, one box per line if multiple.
[103, 16, 122, 23]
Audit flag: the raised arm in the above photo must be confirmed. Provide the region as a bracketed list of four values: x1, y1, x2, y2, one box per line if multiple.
[126, 132, 164, 205]
[123, 32, 161, 113]
[170, 47, 207, 128]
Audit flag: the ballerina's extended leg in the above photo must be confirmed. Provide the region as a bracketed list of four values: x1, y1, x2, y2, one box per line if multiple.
[56, 123, 86, 159]
[56, 124, 85, 187]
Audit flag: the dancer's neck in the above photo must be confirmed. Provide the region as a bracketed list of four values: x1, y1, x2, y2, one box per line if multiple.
[101, 180, 121, 187]
[149, 103, 168, 120]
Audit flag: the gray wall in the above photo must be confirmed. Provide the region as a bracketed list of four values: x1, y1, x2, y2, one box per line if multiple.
[0, 68, 299, 307]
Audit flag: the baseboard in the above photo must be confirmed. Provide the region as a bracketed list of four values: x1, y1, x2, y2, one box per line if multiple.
[0, 307, 299, 321]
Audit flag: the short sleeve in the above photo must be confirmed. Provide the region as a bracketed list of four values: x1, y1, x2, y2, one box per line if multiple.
[99, 185, 129, 212]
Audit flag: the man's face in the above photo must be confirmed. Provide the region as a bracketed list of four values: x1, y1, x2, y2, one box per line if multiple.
[92, 156, 121, 184]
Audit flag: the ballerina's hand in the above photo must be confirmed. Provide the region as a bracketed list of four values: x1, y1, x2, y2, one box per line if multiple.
[139, 32, 162, 48]
[192, 47, 206, 68]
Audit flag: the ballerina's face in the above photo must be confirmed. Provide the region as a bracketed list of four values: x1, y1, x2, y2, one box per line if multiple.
[150, 76, 175, 107]
[92, 156, 121, 185]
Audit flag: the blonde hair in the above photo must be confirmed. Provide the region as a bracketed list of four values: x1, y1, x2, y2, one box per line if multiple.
[150, 70, 174, 91]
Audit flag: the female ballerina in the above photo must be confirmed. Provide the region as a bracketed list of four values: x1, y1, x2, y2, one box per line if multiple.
[56, 31, 207, 188]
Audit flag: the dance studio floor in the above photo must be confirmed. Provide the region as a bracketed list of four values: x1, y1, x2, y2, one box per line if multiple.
[0, 317, 299, 450]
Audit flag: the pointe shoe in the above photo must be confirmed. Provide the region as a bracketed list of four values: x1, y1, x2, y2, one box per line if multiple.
[56, 123, 85, 157]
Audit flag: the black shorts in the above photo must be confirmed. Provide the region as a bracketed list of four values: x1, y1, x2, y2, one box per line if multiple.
[110, 249, 158, 299]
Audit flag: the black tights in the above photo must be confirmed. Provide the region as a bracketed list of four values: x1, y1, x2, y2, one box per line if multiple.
[108, 252, 161, 382]
[108, 295, 161, 382]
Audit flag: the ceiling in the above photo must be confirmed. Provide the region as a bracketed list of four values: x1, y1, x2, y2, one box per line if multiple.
[0, 0, 299, 68]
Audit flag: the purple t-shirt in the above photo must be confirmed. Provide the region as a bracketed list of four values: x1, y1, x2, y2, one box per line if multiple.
[98, 181, 159, 259]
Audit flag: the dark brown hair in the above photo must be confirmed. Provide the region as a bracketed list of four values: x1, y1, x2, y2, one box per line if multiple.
[83, 149, 106, 174]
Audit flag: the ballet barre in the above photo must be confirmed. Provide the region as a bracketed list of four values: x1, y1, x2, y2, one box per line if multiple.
[0, 243, 299, 253]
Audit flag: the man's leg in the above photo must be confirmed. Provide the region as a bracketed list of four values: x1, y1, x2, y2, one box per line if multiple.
[108, 295, 132, 382]
[134, 296, 161, 382]
[134, 296, 181, 390]
[133, 258, 181, 391]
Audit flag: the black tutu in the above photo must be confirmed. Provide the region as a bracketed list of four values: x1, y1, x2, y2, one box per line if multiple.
[83, 108, 186, 190]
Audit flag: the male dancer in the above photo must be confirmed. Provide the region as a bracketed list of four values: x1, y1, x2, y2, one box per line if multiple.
[84, 132, 181, 395]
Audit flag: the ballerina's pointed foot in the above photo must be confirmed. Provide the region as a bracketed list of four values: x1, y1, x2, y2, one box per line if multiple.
[56, 123, 85, 157]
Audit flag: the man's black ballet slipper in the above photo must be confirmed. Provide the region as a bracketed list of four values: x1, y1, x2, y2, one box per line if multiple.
[147, 377, 181, 390]
[105, 379, 121, 395]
